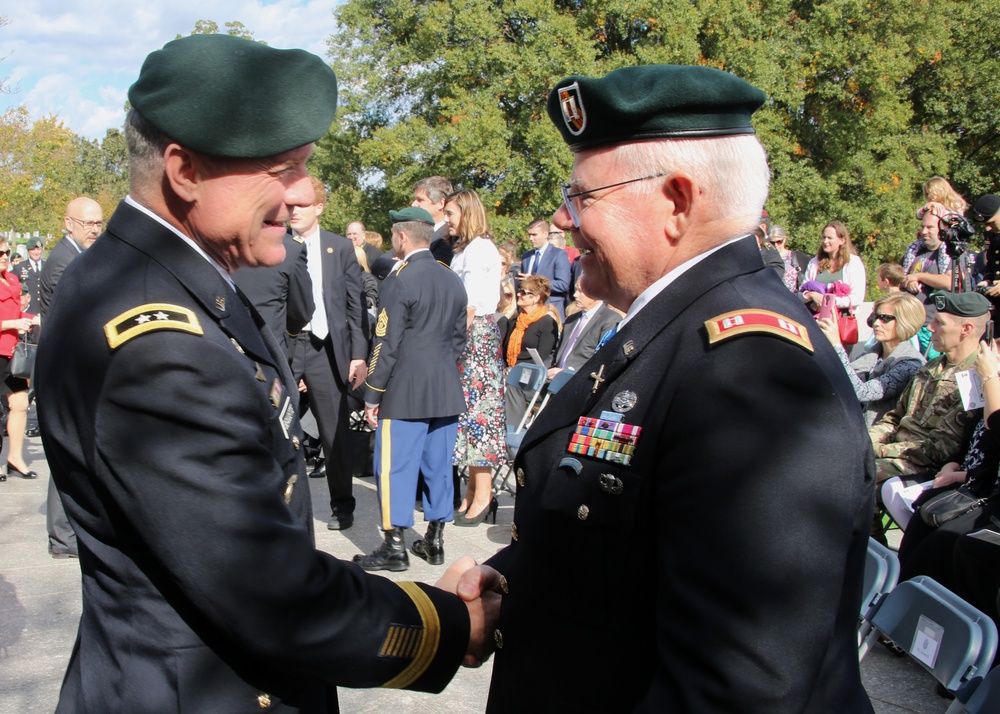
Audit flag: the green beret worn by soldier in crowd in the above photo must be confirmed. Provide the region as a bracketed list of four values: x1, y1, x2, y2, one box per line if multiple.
[454, 64, 877, 712]
[870, 290, 991, 485]
[36, 33, 496, 714]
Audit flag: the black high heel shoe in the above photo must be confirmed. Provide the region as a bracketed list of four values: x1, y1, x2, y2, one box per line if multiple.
[454, 498, 497, 527]
[7, 462, 37, 480]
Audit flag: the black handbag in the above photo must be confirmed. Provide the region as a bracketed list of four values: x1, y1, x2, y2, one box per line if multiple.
[918, 486, 994, 528]
[8, 333, 36, 379]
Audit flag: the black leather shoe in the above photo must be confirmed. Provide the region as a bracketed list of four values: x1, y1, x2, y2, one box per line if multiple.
[309, 458, 326, 479]
[327, 513, 354, 531]
[7, 462, 37, 479]
[353, 528, 409, 571]
[411, 521, 445, 565]
[24, 426, 40, 438]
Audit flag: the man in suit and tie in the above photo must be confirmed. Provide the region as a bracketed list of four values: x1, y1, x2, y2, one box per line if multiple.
[547, 279, 621, 380]
[346, 220, 383, 269]
[292, 176, 369, 531]
[354, 207, 467, 572]
[520, 218, 571, 318]
[232, 232, 313, 361]
[18, 238, 45, 313]
[39, 196, 104, 318]
[411, 176, 454, 265]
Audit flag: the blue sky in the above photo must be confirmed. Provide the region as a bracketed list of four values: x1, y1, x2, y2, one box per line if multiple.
[1, 1, 340, 140]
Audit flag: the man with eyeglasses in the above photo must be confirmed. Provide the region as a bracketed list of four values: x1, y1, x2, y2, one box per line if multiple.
[39, 196, 104, 318]
[449, 65, 876, 712]
[39, 196, 104, 561]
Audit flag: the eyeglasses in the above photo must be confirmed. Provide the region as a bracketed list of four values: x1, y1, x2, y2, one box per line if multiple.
[866, 312, 897, 327]
[517, 289, 535, 296]
[67, 216, 104, 230]
[560, 173, 669, 228]
[0, 250, 10, 257]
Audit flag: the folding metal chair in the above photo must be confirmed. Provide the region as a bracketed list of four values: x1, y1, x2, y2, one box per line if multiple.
[859, 538, 901, 660]
[869, 576, 998, 710]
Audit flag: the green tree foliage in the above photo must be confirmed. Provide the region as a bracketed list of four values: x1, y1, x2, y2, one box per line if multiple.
[180, 19, 262, 43]
[325, 0, 997, 280]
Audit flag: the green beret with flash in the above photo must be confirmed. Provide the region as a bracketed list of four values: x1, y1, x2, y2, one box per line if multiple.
[547, 64, 766, 152]
[128, 34, 338, 158]
[932, 291, 992, 318]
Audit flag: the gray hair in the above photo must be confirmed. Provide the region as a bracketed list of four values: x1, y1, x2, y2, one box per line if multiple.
[124, 109, 172, 192]
[613, 134, 770, 234]
[413, 176, 453, 205]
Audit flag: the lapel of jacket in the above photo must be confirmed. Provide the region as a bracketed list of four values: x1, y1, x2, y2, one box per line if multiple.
[519, 236, 760, 452]
[107, 201, 277, 369]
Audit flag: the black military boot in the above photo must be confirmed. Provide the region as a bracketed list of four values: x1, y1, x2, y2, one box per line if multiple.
[410, 521, 445, 565]
[353, 528, 409, 572]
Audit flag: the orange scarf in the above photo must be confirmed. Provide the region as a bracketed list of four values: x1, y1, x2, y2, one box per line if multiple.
[506, 305, 548, 367]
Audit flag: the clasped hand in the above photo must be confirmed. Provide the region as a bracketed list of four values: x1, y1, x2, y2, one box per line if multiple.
[435, 556, 504, 668]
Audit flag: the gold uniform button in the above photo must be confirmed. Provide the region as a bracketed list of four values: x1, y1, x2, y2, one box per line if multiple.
[577, 505, 590, 520]
[494, 629, 504, 649]
[516, 467, 525, 487]
[511, 522, 519, 541]
[257, 692, 272, 709]
[291, 435, 300, 450]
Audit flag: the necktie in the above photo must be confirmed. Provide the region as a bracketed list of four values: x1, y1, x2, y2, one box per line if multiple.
[530, 251, 540, 275]
[306, 236, 328, 339]
[558, 311, 590, 368]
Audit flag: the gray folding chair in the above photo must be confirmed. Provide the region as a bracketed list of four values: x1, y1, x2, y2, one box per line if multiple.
[870, 576, 998, 710]
[962, 664, 1000, 713]
[859, 537, 901, 660]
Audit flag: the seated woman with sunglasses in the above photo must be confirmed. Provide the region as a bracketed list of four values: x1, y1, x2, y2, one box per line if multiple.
[503, 275, 560, 431]
[818, 291, 926, 427]
[0, 239, 41, 481]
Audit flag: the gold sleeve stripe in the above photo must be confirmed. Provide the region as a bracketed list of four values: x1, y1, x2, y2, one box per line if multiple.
[381, 582, 441, 689]
[104, 303, 203, 349]
[379, 624, 421, 659]
[704, 309, 813, 353]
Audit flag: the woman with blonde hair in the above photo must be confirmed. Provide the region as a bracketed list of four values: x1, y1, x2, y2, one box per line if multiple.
[917, 176, 968, 219]
[502, 274, 560, 430]
[818, 291, 925, 426]
[444, 189, 505, 526]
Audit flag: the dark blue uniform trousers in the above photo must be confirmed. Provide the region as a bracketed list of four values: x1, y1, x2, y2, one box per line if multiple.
[374, 417, 458, 529]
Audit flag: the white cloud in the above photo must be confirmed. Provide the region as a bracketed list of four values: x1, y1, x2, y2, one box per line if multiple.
[1, 1, 342, 139]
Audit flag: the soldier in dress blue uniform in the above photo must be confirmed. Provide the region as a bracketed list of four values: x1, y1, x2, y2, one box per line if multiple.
[451, 65, 877, 712]
[17, 237, 44, 314]
[353, 207, 468, 572]
[35, 34, 496, 713]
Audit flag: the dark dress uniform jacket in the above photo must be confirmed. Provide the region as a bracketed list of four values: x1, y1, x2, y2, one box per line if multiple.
[36, 201, 469, 713]
[363, 250, 467, 419]
[485, 236, 876, 713]
[17, 258, 43, 314]
[233, 232, 313, 356]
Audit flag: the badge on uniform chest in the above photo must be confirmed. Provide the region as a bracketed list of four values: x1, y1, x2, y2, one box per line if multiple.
[567, 412, 642, 465]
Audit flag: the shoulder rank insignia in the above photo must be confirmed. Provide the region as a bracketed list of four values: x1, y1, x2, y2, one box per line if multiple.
[375, 308, 389, 338]
[104, 303, 203, 349]
[704, 309, 813, 353]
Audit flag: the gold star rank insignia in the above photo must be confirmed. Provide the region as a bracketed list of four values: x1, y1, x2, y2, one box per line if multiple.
[104, 304, 203, 349]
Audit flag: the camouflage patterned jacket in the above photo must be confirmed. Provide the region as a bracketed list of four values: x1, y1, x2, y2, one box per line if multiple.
[869, 351, 978, 478]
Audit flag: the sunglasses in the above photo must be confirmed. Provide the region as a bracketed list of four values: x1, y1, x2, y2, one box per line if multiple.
[866, 312, 896, 327]
[517, 289, 535, 296]
[0, 249, 11, 257]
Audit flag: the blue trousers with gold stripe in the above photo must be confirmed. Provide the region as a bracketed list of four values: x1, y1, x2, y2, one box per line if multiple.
[374, 417, 458, 529]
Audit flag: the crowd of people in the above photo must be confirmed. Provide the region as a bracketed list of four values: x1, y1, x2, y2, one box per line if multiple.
[11, 30, 1000, 712]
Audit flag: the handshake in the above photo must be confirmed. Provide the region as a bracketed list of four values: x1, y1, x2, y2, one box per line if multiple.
[435, 556, 506, 667]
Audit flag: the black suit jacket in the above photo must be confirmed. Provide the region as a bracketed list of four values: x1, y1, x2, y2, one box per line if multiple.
[307, 228, 369, 379]
[551, 303, 621, 373]
[233, 233, 313, 356]
[36, 201, 469, 713]
[39, 235, 85, 317]
[363, 250, 467, 419]
[429, 224, 454, 265]
[484, 236, 875, 713]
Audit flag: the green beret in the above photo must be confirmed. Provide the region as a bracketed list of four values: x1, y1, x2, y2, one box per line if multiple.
[129, 34, 337, 158]
[26, 238, 43, 249]
[547, 64, 767, 152]
[932, 291, 992, 317]
[389, 207, 434, 226]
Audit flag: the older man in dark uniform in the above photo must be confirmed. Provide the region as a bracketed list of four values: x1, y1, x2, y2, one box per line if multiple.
[35, 34, 496, 713]
[353, 207, 468, 572]
[455, 65, 876, 712]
